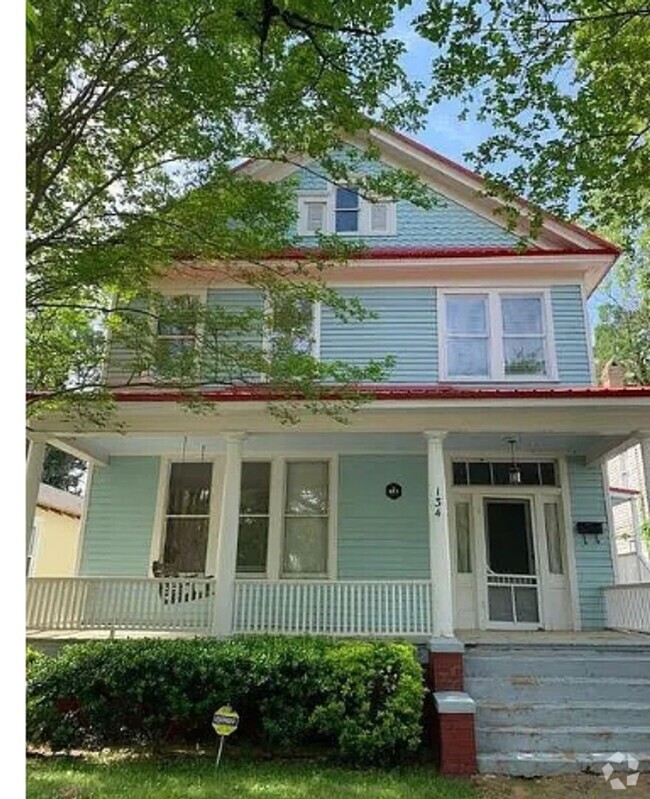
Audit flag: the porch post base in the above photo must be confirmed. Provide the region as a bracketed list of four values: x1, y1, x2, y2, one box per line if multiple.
[431, 692, 477, 776]
[428, 637, 465, 692]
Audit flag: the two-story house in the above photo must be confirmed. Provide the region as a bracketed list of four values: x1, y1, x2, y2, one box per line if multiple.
[26, 129, 650, 775]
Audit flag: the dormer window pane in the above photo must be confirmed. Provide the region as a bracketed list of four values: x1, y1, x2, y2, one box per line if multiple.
[335, 187, 359, 232]
[370, 202, 388, 232]
[305, 201, 326, 232]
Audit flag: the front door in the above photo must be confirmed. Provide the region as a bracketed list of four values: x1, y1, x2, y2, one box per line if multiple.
[484, 498, 541, 628]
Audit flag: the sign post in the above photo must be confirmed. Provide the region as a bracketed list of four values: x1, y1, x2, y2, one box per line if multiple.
[212, 705, 239, 771]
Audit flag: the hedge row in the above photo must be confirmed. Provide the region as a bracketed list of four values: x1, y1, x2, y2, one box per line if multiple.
[27, 636, 425, 764]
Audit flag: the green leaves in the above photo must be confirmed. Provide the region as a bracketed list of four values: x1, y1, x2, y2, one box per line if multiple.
[26, 0, 424, 421]
[26, 637, 424, 764]
[417, 0, 650, 242]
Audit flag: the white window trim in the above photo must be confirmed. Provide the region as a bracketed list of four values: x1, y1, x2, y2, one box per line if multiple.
[439, 288, 558, 383]
[237, 455, 338, 581]
[297, 186, 397, 237]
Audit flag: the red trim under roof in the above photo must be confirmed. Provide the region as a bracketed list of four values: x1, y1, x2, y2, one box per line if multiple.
[77, 385, 650, 404]
[261, 245, 614, 260]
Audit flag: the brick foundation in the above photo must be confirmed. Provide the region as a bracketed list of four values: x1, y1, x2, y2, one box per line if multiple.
[433, 707, 477, 775]
[427, 640, 477, 776]
[428, 650, 464, 691]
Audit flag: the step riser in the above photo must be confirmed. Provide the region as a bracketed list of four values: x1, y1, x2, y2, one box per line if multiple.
[465, 678, 650, 703]
[476, 705, 650, 728]
[465, 657, 650, 679]
[477, 729, 650, 755]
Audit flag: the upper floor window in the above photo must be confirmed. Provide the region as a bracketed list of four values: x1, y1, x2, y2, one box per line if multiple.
[298, 187, 395, 236]
[265, 297, 319, 358]
[157, 295, 197, 358]
[440, 290, 555, 381]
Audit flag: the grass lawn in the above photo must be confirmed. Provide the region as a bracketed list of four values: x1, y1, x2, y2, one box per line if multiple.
[26, 754, 476, 799]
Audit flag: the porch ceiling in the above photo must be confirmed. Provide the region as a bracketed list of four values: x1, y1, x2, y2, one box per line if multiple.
[34, 430, 640, 463]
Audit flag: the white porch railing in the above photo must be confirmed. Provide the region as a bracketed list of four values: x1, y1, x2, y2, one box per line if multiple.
[605, 583, 650, 634]
[233, 580, 434, 636]
[26, 577, 216, 633]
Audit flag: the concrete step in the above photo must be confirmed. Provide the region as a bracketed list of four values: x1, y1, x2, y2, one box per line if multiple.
[476, 725, 650, 755]
[465, 676, 650, 703]
[477, 751, 650, 777]
[475, 701, 650, 728]
[465, 653, 650, 679]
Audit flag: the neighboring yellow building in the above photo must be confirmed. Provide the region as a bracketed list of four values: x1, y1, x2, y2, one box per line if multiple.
[28, 484, 83, 577]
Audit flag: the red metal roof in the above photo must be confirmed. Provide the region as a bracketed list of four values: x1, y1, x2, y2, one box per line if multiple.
[94, 384, 650, 403]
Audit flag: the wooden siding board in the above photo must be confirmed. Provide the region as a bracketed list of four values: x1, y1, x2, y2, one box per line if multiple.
[79, 457, 161, 577]
[320, 288, 438, 383]
[551, 285, 592, 386]
[567, 457, 615, 629]
[337, 455, 430, 579]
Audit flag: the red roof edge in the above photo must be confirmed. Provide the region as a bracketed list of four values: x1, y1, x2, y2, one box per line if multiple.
[260, 245, 615, 261]
[609, 486, 641, 496]
[28, 384, 650, 404]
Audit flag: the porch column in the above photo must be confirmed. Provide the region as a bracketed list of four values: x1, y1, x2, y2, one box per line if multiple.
[424, 430, 454, 639]
[26, 438, 46, 564]
[213, 433, 246, 637]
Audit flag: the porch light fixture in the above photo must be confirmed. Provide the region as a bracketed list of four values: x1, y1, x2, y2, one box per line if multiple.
[507, 438, 521, 485]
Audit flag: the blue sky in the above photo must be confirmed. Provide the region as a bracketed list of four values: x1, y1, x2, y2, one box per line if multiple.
[388, 3, 610, 323]
[391, 1, 491, 166]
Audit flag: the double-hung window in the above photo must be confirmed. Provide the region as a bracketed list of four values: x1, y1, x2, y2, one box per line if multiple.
[335, 187, 360, 233]
[442, 290, 554, 381]
[162, 463, 212, 575]
[157, 295, 197, 358]
[267, 297, 317, 357]
[235, 459, 332, 578]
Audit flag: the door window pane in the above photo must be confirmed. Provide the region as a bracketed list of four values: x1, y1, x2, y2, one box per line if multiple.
[544, 501, 565, 575]
[488, 586, 514, 622]
[514, 587, 539, 622]
[455, 502, 472, 573]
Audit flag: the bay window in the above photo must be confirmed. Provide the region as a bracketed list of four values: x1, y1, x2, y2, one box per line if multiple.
[441, 290, 554, 381]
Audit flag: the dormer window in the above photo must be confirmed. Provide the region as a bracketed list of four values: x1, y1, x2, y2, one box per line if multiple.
[298, 187, 396, 236]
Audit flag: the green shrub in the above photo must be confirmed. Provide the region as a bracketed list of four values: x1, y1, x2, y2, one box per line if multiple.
[26, 636, 424, 764]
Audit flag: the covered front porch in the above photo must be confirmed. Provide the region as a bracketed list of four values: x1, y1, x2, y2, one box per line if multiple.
[26, 389, 650, 641]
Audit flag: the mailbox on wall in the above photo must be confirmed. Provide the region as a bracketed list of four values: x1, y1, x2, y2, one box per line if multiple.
[575, 521, 604, 544]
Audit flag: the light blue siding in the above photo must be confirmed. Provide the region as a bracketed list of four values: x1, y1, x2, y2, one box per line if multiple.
[320, 288, 438, 383]
[80, 457, 161, 577]
[338, 455, 430, 579]
[206, 288, 264, 382]
[295, 157, 518, 248]
[566, 457, 614, 629]
[551, 285, 592, 385]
